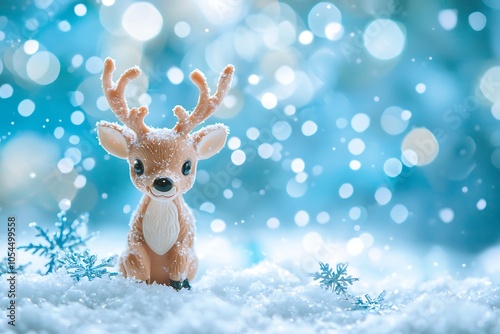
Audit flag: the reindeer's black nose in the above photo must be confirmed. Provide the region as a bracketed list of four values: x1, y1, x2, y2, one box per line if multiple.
[154, 178, 173, 192]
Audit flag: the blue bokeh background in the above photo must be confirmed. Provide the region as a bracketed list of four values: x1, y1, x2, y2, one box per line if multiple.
[1, 0, 499, 259]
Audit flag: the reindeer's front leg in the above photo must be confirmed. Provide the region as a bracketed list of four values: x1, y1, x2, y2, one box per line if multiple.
[120, 196, 152, 282]
[167, 198, 198, 289]
[120, 239, 151, 282]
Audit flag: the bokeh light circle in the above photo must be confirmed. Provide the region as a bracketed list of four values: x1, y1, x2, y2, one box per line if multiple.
[375, 187, 392, 205]
[348, 138, 365, 155]
[308, 2, 342, 39]
[122, 2, 163, 41]
[351, 113, 370, 133]
[401, 127, 439, 166]
[383, 158, 402, 177]
[18, 99, 35, 117]
[364, 19, 405, 60]
[438, 9, 457, 30]
[391, 204, 408, 223]
[469, 12, 487, 31]
[439, 208, 454, 223]
[339, 183, 353, 199]
[27, 51, 60, 85]
[272, 121, 292, 141]
[381, 106, 410, 135]
[480, 66, 500, 104]
[294, 210, 309, 227]
[346, 237, 364, 256]
[491, 148, 500, 169]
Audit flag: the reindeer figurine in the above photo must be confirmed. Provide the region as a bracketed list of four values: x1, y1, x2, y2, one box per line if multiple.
[96, 58, 234, 290]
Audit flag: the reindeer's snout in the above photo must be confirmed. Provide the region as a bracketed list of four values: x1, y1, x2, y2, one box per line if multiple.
[154, 177, 174, 192]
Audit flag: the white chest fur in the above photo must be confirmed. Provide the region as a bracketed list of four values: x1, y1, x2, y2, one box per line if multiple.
[142, 199, 180, 255]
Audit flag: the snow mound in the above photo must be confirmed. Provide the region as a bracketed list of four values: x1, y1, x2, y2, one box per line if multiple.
[1, 261, 499, 333]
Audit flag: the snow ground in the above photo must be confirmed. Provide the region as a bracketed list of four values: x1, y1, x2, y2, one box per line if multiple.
[1, 257, 499, 334]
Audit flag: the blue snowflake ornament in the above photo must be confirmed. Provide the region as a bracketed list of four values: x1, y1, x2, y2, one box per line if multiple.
[58, 250, 118, 282]
[352, 291, 387, 311]
[0, 257, 30, 275]
[310, 262, 360, 297]
[18, 211, 95, 274]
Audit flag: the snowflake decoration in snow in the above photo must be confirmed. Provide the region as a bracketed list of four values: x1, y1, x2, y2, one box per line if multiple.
[352, 291, 387, 311]
[18, 211, 95, 274]
[310, 262, 359, 297]
[58, 250, 118, 282]
[0, 257, 30, 275]
[311, 261, 388, 311]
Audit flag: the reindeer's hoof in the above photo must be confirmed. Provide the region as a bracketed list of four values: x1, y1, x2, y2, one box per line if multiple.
[170, 279, 191, 291]
[170, 279, 183, 291]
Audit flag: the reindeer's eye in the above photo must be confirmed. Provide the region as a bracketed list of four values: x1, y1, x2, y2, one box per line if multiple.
[133, 159, 144, 176]
[182, 160, 192, 176]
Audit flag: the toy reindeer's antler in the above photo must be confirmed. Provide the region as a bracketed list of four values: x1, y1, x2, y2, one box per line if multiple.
[173, 65, 234, 135]
[102, 57, 149, 134]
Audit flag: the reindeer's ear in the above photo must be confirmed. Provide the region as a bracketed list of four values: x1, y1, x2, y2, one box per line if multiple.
[96, 121, 132, 159]
[192, 124, 228, 160]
